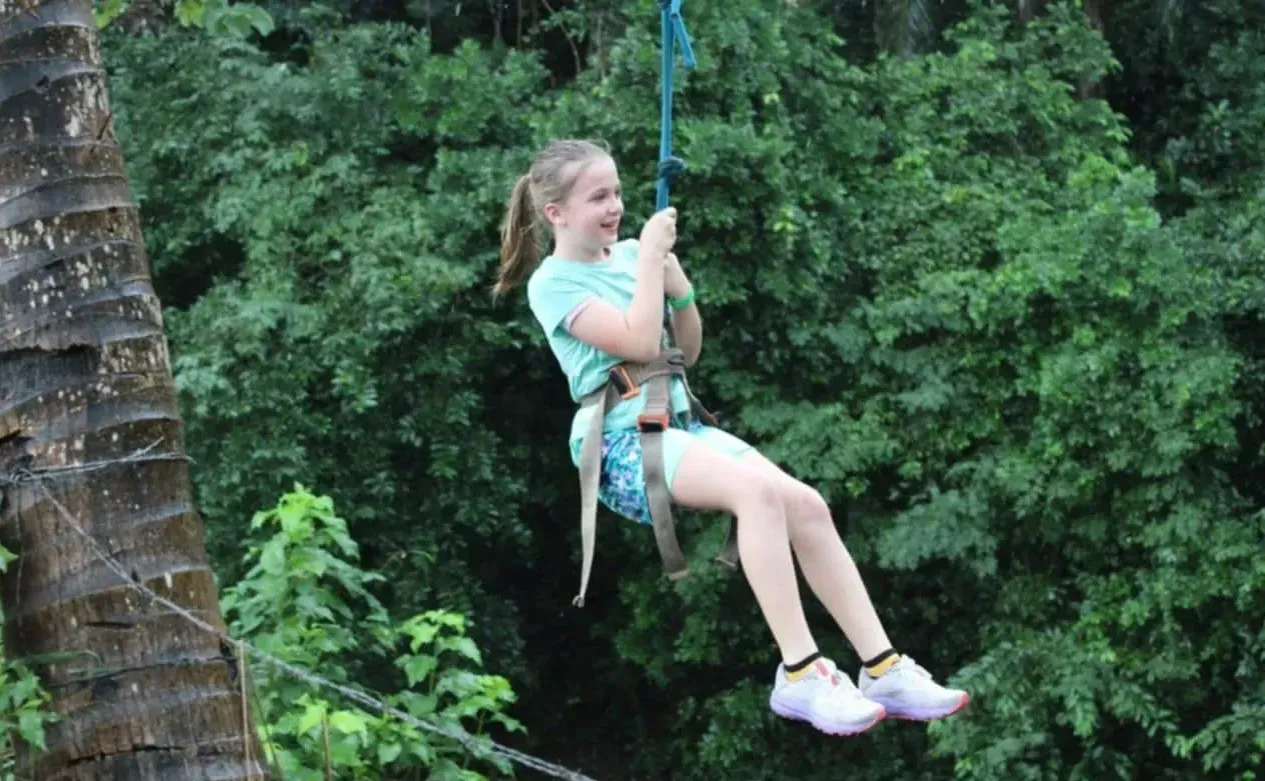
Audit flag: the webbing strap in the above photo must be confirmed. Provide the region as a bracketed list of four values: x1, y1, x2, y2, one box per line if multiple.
[574, 381, 617, 607]
[640, 373, 690, 582]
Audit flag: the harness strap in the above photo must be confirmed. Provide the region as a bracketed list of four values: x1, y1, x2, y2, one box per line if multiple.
[573, 349, 738, 607]
[574, 380, 613, 608]
[638, 364, 689, 587]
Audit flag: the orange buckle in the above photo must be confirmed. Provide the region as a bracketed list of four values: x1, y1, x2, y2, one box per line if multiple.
[610, 365, 639, 400]
[637, 412, 670, 433]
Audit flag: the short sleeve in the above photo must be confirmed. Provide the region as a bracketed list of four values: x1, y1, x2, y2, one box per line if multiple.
[527, 268, 596, 337]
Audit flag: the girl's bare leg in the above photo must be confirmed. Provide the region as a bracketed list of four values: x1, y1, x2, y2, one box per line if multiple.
[736, 450, 893, 661]
[668, 442, 818, 664]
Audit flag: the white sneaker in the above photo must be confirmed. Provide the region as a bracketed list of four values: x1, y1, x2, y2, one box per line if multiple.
[857, 655, 970, 721]
[769, 657, 886, 736]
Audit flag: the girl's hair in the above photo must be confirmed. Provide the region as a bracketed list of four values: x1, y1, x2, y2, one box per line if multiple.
[494, 138, 610, 298]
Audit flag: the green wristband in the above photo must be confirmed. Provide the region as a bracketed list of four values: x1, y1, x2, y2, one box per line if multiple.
[667, 286, 696, 310]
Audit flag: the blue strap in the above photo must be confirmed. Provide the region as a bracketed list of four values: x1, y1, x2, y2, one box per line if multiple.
[656, 0, 695, 212]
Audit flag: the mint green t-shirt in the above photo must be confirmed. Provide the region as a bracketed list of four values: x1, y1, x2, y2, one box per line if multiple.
[526, 238, 692, 465]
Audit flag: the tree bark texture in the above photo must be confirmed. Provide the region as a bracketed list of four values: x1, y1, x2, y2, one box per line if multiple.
[0, 1, 267, 778]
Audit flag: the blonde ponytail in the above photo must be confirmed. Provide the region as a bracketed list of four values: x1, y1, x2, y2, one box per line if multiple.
[495, 173, 539, 298]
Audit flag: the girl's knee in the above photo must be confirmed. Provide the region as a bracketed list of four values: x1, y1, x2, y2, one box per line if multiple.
[784, 482, 843, 546]
[730, 467, 785, 518]
[790, 482, 831, 523]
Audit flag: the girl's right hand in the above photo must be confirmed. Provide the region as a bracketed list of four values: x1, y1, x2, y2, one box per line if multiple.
[640, 207, 677, 257]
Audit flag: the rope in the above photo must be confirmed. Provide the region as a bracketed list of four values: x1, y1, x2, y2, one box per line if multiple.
[656, 0, 695, 212]
[0, 458, 604, 781]
[657, 0, 695, 347]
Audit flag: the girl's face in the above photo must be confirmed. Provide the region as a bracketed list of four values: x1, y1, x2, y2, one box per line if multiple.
[547, 155, 623, 254]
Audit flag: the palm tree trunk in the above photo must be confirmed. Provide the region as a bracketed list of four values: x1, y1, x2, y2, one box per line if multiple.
[0, 1, 267, 778]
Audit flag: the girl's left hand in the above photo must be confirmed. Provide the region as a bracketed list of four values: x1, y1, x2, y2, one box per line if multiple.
[664, 252, 691, 298]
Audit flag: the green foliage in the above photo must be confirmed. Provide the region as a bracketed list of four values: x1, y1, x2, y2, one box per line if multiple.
[0, 546, 57, 781]
[94, 0, 275, 37]
[92, 0, 1265, 779]
[221, 486, 523, 780]
[0, 653, 53, 781]
[107, 21, 545, 653]
[186, 0, 274, 38]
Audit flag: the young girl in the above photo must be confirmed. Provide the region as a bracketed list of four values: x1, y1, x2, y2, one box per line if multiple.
[495, 138, 970, 736]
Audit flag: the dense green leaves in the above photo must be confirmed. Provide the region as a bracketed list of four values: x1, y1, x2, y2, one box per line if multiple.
[221, 487, 523, 780]
[69, 0, 1265, 778]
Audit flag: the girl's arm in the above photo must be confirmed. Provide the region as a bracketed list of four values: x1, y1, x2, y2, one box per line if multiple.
[568, 210, 677, 363]
[664, 253, 701, 366]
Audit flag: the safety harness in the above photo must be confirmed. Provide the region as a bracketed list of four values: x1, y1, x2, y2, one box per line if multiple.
[572, 351, 739, 607]
[570, 0, 739, 608]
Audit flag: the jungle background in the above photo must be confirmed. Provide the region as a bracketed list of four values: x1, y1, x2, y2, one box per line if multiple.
[4, 0, 1265, 778]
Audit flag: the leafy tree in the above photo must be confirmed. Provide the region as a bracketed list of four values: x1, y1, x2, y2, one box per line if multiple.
[78, 0, 1265, 778]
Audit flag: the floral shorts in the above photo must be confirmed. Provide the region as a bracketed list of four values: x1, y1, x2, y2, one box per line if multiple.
[597, 416, 753, 524]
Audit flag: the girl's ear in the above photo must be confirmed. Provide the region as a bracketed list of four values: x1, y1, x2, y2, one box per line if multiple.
[542, 201, 564, 227]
